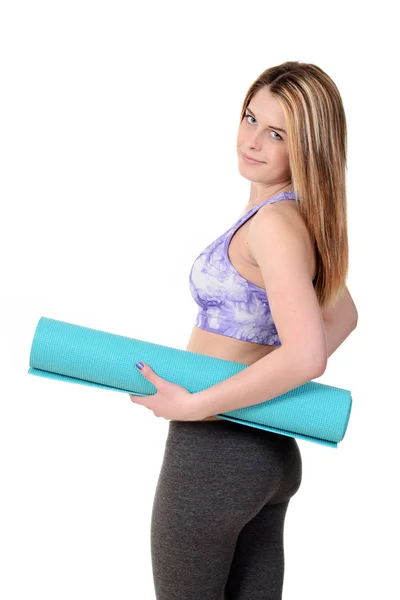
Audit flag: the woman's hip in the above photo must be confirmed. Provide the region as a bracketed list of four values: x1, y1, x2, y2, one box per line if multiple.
[155, 418, 302, 510]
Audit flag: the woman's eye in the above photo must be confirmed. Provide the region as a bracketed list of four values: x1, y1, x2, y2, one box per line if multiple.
[245, 114, 282, 141]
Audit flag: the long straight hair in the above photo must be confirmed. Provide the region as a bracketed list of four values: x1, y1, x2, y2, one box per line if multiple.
[240, 61, 348, 309]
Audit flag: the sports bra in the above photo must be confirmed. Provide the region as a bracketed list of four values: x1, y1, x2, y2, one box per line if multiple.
[188, 190, 300, 345]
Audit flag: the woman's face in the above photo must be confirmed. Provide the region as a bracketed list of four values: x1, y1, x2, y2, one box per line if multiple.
[236, 86, 291, 186]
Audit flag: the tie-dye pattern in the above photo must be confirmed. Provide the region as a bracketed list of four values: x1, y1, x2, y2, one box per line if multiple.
[189, 191, 300, 345]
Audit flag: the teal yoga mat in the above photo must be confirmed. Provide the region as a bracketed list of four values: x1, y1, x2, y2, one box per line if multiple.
[28, 317, 352, 448]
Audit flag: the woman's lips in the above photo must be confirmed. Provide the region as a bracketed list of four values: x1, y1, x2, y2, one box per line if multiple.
[242, 152, 265, 165]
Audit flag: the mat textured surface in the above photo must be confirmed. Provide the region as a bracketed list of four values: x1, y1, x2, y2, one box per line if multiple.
[28, 317, 352, 447]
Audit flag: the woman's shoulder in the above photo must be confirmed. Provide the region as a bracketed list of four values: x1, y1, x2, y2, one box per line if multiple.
[250, 199, 316, 280]
[256, 198, 310, 240]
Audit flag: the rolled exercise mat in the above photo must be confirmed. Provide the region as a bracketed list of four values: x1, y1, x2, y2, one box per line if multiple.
[28, 317, 352, 448]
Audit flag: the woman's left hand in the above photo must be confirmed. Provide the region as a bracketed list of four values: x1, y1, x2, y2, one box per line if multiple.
[129, 362, 202, 421]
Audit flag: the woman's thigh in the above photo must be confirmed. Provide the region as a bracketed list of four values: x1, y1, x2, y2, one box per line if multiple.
[150, 419, 302, 600]
[224, 500, 291, 600]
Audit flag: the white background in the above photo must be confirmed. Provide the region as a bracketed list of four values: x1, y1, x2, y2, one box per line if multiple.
[1, 1, 399, 598]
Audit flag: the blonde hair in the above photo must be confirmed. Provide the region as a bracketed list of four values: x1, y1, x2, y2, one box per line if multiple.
[240, 61, 349, 309]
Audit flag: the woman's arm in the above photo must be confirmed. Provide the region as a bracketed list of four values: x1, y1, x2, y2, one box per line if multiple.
[321, 284, 358, 324]
[323, 313, 357, 359]
[191, 208, 330, 420]
[191, 316, 357, 420]
[191, 344, 325, 419]
[321, 284, 358, 358]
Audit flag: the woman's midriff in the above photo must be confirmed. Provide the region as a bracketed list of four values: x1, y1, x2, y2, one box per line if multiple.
[177, 326, 279, 421]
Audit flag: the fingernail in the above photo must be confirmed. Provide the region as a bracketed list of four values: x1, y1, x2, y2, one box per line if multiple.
[136, 362, 144, 370]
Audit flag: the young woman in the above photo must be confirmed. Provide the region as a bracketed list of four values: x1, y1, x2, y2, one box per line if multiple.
[131, 61, 358, 600]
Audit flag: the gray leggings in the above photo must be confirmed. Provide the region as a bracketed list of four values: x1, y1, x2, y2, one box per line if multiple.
[150, 418, 302, 600]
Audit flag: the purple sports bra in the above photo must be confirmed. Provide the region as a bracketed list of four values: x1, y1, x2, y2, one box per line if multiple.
[189, 190, 300, 345]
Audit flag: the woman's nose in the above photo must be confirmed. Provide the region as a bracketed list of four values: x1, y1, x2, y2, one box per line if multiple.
[246, 131, 262, 148]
